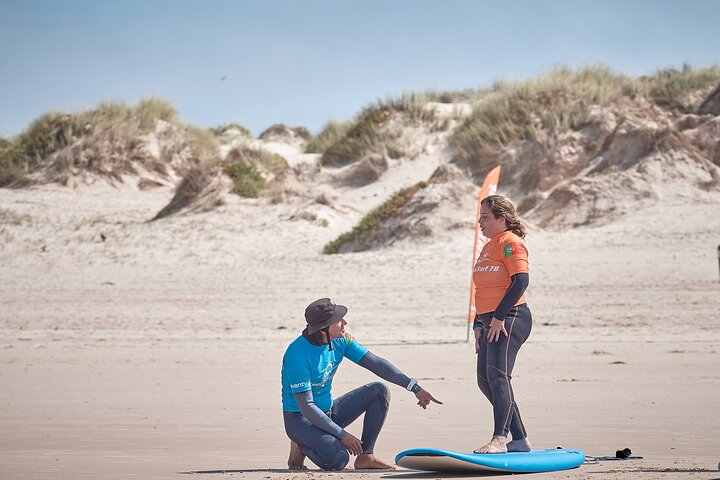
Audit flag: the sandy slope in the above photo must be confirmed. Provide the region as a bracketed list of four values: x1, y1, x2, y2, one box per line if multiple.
[1, 169, 720, 479]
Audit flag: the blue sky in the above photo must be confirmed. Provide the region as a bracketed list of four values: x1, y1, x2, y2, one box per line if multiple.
[1, 0, 719, 138]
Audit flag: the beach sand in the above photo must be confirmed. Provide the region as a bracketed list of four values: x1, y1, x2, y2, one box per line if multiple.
[1, 180, 719, 479]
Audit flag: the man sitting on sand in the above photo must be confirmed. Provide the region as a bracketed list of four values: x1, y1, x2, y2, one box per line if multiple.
[282, 298, 442, 470]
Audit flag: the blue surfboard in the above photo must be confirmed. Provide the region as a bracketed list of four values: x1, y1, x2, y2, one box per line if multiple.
[395, 448, 585, 473]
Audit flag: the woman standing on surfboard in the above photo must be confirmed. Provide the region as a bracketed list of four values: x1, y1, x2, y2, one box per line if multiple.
[472, 194, 533, 454]
[281, 298, 442, 470]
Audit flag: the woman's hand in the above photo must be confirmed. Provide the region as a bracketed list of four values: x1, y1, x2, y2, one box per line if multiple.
[341, 433, 363, 455]
[474, 327, 482, 353]
[415, 389, 443, 409]
[486, 317, 507, 343]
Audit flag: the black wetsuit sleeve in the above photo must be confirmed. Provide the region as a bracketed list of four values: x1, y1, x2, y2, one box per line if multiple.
[493, 272, 529, 322]
[293, 390, 347, 439]
[358, 351, 411, 388]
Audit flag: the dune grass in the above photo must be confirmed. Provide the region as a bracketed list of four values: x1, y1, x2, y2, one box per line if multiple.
[320, 107, 390, 167]
[224, 145, 289, 198]
[0, 134, 23, 185]
[646, 63, 720, 111]
[449, 64, 720, 169]
[450, 66, 637, 162]
[323, 181, 429, 254]
[318, 92, 445, 167]
[0, 98, 193, 186]
[305, 120, 351, 154]
[209, 123, 252, 138]
[259, 124, 311, 141]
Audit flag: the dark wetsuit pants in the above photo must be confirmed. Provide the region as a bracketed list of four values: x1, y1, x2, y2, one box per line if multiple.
[283, 382, 390, 470]
[475, 303, 532, 439]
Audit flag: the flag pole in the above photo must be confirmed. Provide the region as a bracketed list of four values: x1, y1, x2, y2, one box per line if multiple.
[466, 166, 501, 341]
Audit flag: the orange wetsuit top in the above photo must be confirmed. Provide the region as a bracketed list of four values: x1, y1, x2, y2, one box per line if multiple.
[473, 230, 529, 315]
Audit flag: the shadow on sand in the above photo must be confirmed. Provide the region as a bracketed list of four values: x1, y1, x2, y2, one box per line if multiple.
[181, 467, 720, 479]
[180, 468, 398, 475]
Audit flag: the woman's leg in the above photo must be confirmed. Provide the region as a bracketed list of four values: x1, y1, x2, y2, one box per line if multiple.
[283, 412, 349, 470]
[476, 304, 532, 452]
[475, 313, 494, 406]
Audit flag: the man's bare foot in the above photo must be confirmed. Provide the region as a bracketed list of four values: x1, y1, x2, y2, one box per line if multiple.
[354, 453, 396, 469]
[474, 435, 508, 454]
[288, 441, 307, 470]
[507, 438, 532, 452]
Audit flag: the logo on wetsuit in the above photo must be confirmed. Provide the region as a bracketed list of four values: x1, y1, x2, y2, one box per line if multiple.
[503, 242, 523, 258]
[289, 362, 337, 390]
[473, 252, 499, 272]
[474, 265, 500, 272]
[318, 362, 335, 385]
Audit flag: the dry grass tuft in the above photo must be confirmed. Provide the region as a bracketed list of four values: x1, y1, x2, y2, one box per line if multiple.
[0, 98, 218, 187]
[152, 166, 215, 220]
[259, 124, 311, 142]
[319, 91, 445, 168]
[209, 123, 253, 139]
[646, 63, 720, 112]
[305, 121, 351, 154]
[450, 66, 639, 163]
[449, 64, 720, 188]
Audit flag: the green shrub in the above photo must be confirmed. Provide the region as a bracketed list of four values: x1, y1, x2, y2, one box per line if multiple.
[225, 162, 266, 198]
[223, 145, 288, 198]
[323, 181, 429, 254]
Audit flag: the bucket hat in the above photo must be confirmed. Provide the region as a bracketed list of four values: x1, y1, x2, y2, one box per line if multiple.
[305, 298, 348, 334]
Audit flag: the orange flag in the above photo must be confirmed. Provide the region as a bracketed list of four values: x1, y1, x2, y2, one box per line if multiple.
[467, 165, 501, 338]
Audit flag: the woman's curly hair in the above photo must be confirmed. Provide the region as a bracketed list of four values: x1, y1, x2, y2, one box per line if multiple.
[480, 194, 527, 238]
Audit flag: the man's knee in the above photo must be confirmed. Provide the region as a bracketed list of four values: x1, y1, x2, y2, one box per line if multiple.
[368, 381, 390, 403]
[320, 449, 349, 470]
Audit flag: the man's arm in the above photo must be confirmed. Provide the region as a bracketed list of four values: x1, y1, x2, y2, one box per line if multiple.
[293, 390, 346, 439]
[358, 351, 442, 409]
[357, 351, 411, 388]
[293, 390, 364, 455]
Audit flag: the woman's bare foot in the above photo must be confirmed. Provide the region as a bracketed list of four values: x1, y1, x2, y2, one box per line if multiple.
[287, 441, 307, 470]
[507, 438, 532, 452]
[354, 453, 396, 469]
[474, 435, 508, 454]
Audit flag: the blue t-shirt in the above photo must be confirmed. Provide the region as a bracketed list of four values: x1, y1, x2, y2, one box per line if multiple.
[281, 334, 368, 412]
